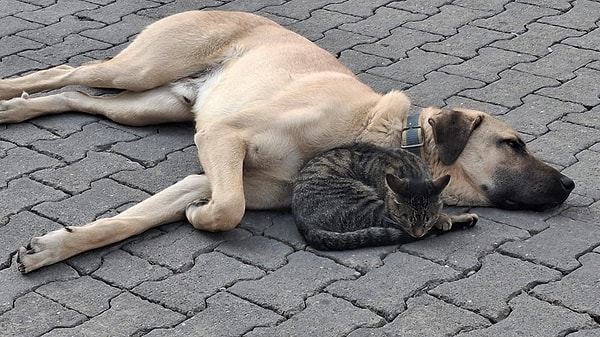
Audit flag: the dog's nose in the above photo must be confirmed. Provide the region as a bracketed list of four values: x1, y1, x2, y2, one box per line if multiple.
[560, 175, 575, 192]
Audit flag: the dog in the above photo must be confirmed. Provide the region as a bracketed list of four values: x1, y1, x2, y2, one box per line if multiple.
[0, 11, 574, 273]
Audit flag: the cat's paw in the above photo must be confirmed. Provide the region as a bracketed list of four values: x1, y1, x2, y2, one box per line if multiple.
[434, 214, 452, 232]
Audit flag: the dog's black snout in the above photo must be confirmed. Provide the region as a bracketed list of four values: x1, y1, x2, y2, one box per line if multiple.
[560, 175, 575, 192]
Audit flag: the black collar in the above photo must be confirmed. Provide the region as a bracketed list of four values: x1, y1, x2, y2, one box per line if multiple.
[401, 114, 424, 157]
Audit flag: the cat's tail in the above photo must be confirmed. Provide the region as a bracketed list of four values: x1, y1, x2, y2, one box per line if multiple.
[300, 227, 415, 251]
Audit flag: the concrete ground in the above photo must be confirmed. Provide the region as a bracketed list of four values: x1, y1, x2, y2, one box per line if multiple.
[1, 0, 599, 336]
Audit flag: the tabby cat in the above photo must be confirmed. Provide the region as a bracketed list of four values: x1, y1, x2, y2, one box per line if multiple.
[292, 143, 475, 250]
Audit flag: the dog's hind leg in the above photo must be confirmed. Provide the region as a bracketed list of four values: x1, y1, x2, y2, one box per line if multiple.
[16, 174, 211, 273]
[0, 85, 194, 125]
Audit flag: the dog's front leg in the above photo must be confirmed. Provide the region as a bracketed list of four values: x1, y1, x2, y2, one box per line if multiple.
[185, 128, 246, 232]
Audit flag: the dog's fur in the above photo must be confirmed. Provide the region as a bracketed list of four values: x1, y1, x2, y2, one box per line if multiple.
[0, 11, 573, 273]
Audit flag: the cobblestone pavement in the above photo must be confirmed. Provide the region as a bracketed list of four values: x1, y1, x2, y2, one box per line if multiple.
[1, 0, 600, 336]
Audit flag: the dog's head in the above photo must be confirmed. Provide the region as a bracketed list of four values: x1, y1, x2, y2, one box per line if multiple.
[421, 108, 574, 211]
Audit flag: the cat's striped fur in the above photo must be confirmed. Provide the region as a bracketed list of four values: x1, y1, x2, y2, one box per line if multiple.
[292, 143, 451, 250]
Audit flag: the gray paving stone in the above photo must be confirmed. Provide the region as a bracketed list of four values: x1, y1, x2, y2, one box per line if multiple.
[124, 225, 251, 271]
[0, 292, 85, 337]
[405, 5, 491, 36]
[263, 213, 307, 250]
[216, 236, 293, 271]
[17, 15, 105, 45]
[566, 107, 600, 129]
[499, 94, 585, 136]
[20, 34, 112, 65]
[247, 293, 384, 337]
[348, 294, 490, 337]
[564, 28, 600, 52]
[15, 0, 98, 25]
[0, 35, 44, 59]
[533, 253, 600, 317]
[327, 252, 459, 320]
[0, 122, 58, 145]
[339, 7, 426, 38]
[423, 25, 513, 59]
[138, 0, 224, 18]
[0, 55, 48, 78]
[539, 0, 600, 31]
[561, 150, 600, 203]
[32, 151, 142, 194]
[316, 29, 377, 56]
[326, 0, 390, 17]
[400, 217, 530, 271]
[77, 0, 160, 24]
[92, 249, 171, 289]
[442, 47, 535, 83]
[230, 251, 358, 316]
[81, 14, 153, 45]
[338, 50, 391, 74]
[387, 0, 451, 15]
[405, 71, 484, 108]
[568, 330, 600, 337]
[492, 22, 584, 57]
[33, 178, 150, 225]
[35, 276, 121, 317]
[357, 73, 410, 96]
[145, 292, 283, 337]
[369, 49, 462, 85]
[499, 216, 600, 272]
[526, 121, 600, 167]
[519, 0, 572, 10]
[265, 0, 345, 20]
[311, 246, 393, 274]
[0, 262, 78, 313]
[110, 124, 194, 166]
[1, 0, 39, 16]
[0, 212, 61, 268]
[111, 146, 199, 194]
[133, 252, 264, 314]
[430, 253, 561, 321]
[514, 44, 599, 82]
[473, 2, 559, 34]
[32, 122, 138, 163]
[286, 9, 361, 41]
[461, 69, 559, 108]
[537, 67, 600, 107]
[354, 26, 443, 60]
[0, 16, 43, 37]
[0, 178, 67, 223]
[455, 293, 594, 337]
[44, 292, 185, 336]
[470, 207, 551, 233]
[30, 112, 100, 138]
[445, 96, 509, 116]
[1, 146, 61, 181]
[453, 0, 511, 12]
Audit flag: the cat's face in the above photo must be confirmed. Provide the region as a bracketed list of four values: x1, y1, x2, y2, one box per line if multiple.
[384, 174, 450, 238]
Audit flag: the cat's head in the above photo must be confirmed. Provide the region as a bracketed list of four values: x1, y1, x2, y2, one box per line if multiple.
[384, 174, 451, 238]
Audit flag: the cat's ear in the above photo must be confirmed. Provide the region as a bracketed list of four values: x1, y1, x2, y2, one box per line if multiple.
[386, 174, 410, 196]
[428, 109, 483, 165]
[432, 175, 451, 194]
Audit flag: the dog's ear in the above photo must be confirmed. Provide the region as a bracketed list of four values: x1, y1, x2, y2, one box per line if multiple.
[428, 109, 483, 165]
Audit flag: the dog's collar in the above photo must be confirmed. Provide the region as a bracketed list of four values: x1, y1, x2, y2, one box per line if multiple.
[401, 113, 424, 157]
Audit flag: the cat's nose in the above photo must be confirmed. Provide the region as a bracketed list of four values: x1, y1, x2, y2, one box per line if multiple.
[412, 228, 426, 238]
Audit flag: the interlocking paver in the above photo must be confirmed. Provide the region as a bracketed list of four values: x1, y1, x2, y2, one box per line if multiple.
[246, 293, 384, 337]
[144, 292, 283, 337]
[455, 293, 594, 337]
[1, 1, 600, 336]
[230, 251, 358, 316]
[348, 294, 490, 337]
[533, 253, 600, 317]
[499, 216, 600, 272]
[132, 252, 264, 315]
[43, 292, 185, 337]
[326, 252, 459, 320]
[400, 218, 530, 271]
[430, 253, 561, 321]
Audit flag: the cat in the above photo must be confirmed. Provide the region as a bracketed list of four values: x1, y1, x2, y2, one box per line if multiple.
[292, 142, 477, 250]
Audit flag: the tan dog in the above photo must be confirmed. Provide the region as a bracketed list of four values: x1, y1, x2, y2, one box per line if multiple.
[0, 11, 573, 273]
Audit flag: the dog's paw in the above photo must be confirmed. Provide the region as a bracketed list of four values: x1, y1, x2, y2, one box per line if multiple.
[0, 92, 32, 124]
[16, 229, 67, 274]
